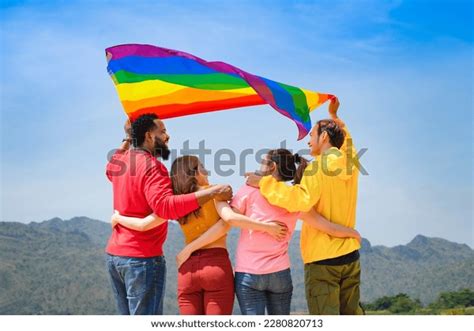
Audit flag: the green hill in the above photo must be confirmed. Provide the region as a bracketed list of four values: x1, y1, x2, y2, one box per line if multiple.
[0, 217, 472, 314]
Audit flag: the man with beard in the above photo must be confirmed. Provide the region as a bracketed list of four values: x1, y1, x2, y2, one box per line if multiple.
[105, 113, 232, 315]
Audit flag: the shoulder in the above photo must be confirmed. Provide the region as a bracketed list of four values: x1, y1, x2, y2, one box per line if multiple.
[153, 158, 169, 173]
[107, 148, 128, 161]
[143, 155, 169, 175]
[234, 184, 261, 202]
[194, 198, 219, 221]
[230, 184, 257, 211]
[106, 149, 128, 170]
[236, 184, 258, 196]
[302, 160, 320, 176]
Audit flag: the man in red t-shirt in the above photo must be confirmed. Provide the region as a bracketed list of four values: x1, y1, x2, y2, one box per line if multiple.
[105, 113, 232, 315]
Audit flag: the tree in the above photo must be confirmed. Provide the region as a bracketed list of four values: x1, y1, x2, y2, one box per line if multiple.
[388, 294, 422, 314]
[363, 293, 422, 313]
[429, 289, 474, 309]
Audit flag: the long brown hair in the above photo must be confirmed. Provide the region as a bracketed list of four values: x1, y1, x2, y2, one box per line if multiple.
[170, 155, 202, 224]
[267, 149, 309, 184]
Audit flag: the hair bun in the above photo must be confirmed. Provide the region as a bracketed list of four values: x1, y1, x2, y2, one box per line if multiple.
[294, 153, 301, 163]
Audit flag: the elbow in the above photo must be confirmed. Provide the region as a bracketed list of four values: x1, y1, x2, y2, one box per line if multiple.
[219, 211, 234, 223]
[222, 212, 241, 226]
[299, 198, 318, 213]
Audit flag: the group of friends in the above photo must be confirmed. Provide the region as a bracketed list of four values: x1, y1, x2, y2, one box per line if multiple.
[105, 98, 364, 315]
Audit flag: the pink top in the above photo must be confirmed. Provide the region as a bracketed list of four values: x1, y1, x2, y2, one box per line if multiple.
[230, 184, 299, 274]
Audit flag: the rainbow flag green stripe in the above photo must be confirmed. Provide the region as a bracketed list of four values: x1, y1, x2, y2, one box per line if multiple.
[112, 71, 249, 90]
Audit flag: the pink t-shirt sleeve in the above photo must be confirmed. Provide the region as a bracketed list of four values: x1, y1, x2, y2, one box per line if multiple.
[230, 185, 253, 214]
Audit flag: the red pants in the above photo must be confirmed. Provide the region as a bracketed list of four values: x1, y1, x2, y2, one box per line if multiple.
[177, 247, 234, 315]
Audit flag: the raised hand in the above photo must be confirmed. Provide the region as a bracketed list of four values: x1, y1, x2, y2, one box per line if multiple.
[124, 118, 132, 138]
[328, 96, 340, 119]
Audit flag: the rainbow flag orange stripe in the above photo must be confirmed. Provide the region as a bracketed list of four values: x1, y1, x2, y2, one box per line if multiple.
[106, 44, 334, 140]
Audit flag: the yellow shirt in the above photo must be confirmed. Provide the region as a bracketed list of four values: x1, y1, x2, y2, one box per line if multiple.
[259, 126, 361, 264]
[179, 198, 225, 245]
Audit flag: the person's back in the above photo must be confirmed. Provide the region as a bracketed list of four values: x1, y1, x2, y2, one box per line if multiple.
[179, 196, 227, 246]
[104, 114, 222, 316]
[106, 149, 169, 257]
[298, 127, 360, 264]
[232, 148, 308, 315]
[231, 184, 298, 274]
[171, 158, 234, 315]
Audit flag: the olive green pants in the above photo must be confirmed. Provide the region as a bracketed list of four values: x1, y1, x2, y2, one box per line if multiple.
[304, 260, 364, 315]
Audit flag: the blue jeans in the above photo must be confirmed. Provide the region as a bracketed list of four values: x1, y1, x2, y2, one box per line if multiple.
[235, 268, 293, 315]
[106, 254, 166, 315]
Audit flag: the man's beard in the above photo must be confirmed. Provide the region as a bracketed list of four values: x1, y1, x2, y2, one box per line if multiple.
[153, 137, 171, 160]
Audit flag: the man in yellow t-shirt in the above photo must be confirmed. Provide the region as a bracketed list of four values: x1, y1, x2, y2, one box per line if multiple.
[246, 98, 364, 315]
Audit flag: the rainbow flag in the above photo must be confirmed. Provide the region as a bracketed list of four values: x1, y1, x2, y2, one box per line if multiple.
[106, 44, 334, 140]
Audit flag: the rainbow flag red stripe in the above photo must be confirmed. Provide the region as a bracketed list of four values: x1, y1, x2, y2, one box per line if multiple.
[106, 44, 334, 140]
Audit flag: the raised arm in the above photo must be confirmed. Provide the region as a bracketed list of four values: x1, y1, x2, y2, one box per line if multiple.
[300, 208, 361, 243]
[176, 219, 231, 268]
[328, 97, 357, 156]
[111, 210, 166, 231]
[214, 200, 288, 240]
[118, 118, 132, 151]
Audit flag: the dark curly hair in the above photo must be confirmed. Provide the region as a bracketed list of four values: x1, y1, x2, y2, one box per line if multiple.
[131, 113, 159, 147]
[316, 119, 345, 149]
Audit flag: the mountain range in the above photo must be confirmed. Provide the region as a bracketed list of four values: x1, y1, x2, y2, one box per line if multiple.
[0, 217, 472, 314]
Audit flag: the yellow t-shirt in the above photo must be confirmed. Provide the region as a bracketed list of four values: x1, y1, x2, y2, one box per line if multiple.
[179, 198, 225, 245]
[259, 126, 361, 264]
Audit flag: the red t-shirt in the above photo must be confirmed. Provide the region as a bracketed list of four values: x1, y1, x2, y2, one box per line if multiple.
[105, 149, 199, 257]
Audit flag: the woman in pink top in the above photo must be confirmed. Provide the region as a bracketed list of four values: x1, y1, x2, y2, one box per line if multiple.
[231, 149, 361, 315]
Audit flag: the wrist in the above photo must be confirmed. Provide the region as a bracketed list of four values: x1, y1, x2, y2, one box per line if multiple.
[182, 246, 194, 255]
[262, 223, 272, 232]
[208, 186, 218, 199]
[185, 243, 193, 251]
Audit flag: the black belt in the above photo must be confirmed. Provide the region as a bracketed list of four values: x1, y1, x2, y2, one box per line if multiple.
[310, 250, 360, 266]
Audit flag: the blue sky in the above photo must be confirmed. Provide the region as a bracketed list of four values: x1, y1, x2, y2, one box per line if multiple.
[1, 0, 472, 247]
